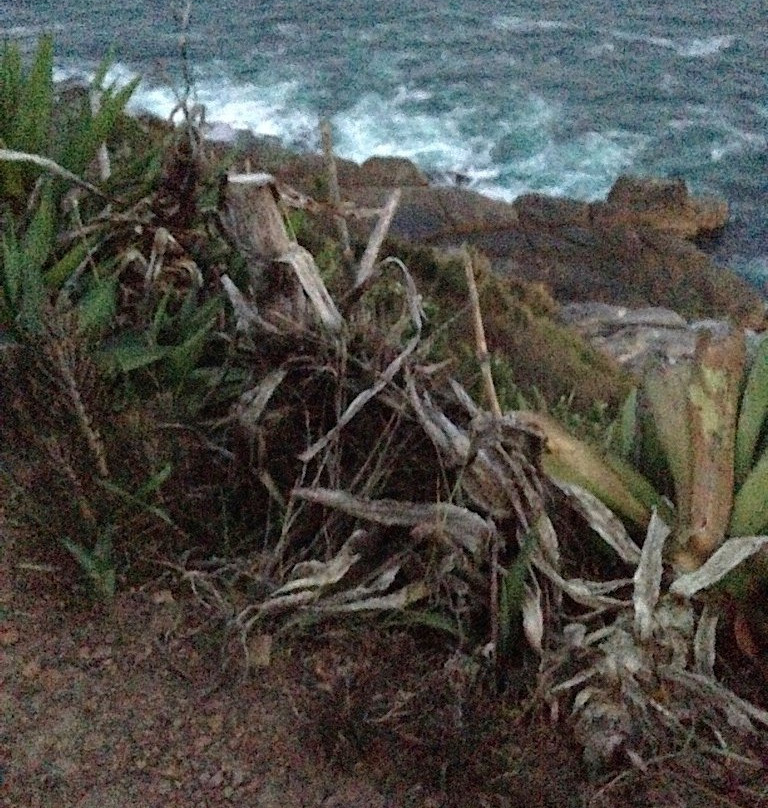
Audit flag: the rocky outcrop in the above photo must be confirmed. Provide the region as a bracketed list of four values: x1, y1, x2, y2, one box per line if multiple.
[267, 150, 765, 328]
[558, 301, 761, 377]
[597, 175, 729, 238]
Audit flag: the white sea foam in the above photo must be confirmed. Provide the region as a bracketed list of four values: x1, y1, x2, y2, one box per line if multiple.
[710, 127, 767, 162]
[0, 24, 65, 38]
[492, 15, 577, 34]
[676, 36, 736, 58]
[671, 104, 767, 163]
[607, 30, 736, 58]
[62, 60, 647, 204]
[491, 130, 648, 201]
[58, 61, 322, 149]
[329, 90, 488, 170]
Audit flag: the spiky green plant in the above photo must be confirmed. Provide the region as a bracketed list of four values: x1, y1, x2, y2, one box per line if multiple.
[507, 325, 768, 766]
[0, 36, 227, 600]
[0, 36, 139, 337]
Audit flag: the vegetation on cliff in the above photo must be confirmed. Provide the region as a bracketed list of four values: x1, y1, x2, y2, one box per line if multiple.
[2, 34, 768, 804]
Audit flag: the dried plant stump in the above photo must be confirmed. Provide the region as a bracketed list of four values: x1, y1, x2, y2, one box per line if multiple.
[219, 173, 341, 332]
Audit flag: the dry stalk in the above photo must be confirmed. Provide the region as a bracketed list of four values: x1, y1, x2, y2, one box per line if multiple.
[42, 437, 99, 526]
[319, 120, 353, 274]
[463, 249, 501, 418]
[173, 0, 195, 111]
[355, 189, 401, 289]
[48, 339, 110, 479]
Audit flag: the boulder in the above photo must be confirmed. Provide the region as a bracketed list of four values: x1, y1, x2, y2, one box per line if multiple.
[558, 302, 750, 377]
[485, 219, 764, 327]
[595, 175, 729, 238]
[355, 156, 430, 187]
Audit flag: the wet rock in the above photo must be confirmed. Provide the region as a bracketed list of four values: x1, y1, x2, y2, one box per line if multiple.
[597, 175, 729, 238]
[559, 301, 754, 376]
[355, 155, 430, 187]
[258, 145, 764, 326]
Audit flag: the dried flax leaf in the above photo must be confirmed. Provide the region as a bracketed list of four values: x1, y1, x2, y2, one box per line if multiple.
[355, 190, 401, 288]
[254, 589, 316, 618]
[278, 244, 343, 332]
[292, 487, 494, 555]
[532, 555, 630, 609]
[551, 666, 599, 694]
[533, 512, 561, 569]
[633, 511, 670, 642]
[327, 559, 402, 602]
[221, 274, 277, 333]
[664, 668, 768, 729]
[411, 390, 545, 525]
[553, 481, 642, 566]
[449, 378, 482, 417]
[299, 259, 424, 463]
[693, 605, 718, 678]
[297, 333, 419, 461]
[235, 368, 288, 431]
[272, 537, 361, 596]
[0, 147, 111, 199]
[522, 575, 544, 653]
[316, 581, 430, 613]
[407, 382, 470, 463]
[669, 535, 768, 597]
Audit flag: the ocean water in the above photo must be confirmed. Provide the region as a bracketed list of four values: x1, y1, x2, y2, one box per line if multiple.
[2, 0, 767, 284]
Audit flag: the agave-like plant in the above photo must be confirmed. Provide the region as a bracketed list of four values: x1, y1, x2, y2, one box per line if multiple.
[506, 324, 768, 766]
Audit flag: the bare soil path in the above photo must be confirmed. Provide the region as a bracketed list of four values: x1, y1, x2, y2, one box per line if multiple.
[2, 530, 767, 808]
[0, 553, 584, 808]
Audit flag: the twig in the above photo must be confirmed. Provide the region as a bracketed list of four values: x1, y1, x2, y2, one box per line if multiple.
[463, 248, 501, 417]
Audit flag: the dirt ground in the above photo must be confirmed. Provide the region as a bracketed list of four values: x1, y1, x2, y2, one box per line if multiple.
[2, 533, 768, 808]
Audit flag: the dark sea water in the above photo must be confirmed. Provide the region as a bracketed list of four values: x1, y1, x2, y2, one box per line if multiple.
[2, 1, 767, 286]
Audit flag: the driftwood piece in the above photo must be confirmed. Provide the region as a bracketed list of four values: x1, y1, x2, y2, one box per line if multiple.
[219, 173, 342, 332]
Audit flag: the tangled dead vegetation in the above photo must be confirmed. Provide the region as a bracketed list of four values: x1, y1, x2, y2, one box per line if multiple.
[0, 52, 766, 793]
[167, 170, 768, 784]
